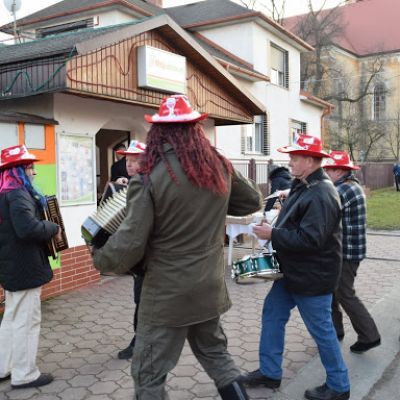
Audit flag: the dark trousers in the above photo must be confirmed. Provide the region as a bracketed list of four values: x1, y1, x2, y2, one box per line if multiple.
[131, 317, 240, 400]
[332, 260, 380, 343]
[395, 175, 400, 191]
[127, 274, 144, 348]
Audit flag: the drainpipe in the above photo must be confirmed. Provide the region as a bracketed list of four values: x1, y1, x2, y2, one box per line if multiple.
[321, 105, 333, 148]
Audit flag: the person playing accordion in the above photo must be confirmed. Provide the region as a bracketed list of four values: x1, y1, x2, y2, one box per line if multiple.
[0, 145, 62, 389]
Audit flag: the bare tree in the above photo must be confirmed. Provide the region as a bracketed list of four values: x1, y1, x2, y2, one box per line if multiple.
[291, 1, 387, 160]
[237, 0, 286, 24]
[388, 111, 400, 161]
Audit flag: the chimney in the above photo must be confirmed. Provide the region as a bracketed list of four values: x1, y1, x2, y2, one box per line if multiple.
[146, 0, 163, 7]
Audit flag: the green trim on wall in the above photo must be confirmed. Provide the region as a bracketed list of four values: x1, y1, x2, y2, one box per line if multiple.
[35, 164, 57, 196]
[34, 164, 61, 269]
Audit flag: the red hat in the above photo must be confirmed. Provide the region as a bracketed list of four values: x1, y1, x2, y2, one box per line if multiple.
[116, 140, 146, 155]
[0, 145, 39, 169]
[323, 150, 360, 170]
[145, 95, 208, 124]
[277, 134, 330, 158]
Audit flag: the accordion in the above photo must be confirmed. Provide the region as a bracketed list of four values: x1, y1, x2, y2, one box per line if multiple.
[43, 195, 69, 259]
[81, 187, 128, 248]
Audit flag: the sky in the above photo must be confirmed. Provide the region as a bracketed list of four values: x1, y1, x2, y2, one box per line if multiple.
[0, 0, 343, 42]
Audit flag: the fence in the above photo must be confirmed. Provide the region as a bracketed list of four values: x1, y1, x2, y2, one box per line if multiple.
[231, 159, 395, 191]
[356, 162, 395, 190]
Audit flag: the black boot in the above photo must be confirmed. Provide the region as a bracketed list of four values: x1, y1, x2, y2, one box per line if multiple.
[117, 335, 136, 360]
[218, 379, 249, 400]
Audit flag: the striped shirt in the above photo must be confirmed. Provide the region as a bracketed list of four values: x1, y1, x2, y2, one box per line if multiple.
[335, 174, 366, 261]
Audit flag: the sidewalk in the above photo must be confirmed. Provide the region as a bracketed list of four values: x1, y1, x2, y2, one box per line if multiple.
[0, 232, 399, 400]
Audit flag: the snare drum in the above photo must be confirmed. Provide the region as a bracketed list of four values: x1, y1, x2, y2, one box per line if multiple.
[252, 253, 279, 276]
[232, 256, 256, 278]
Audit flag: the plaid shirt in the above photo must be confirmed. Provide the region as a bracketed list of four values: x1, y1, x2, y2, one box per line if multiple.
[335, 173, 366, 261]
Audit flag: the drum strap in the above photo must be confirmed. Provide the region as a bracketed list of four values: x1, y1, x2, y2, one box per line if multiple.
[274, 179, 324, 229]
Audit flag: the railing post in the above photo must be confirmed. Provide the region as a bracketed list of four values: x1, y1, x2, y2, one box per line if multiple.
[248, 158, 257, 182]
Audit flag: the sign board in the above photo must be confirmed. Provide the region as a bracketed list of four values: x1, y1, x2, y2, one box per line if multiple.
[58, 133, 95, 206]
[137, 45, 187, 94]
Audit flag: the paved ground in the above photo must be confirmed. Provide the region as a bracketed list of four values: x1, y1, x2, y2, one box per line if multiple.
[0, 232, 399, 400]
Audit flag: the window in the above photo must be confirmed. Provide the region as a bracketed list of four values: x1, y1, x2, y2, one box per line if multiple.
[241, 114, 269, 155]
[0, 122, 19, 148]
[24, 124, 45, 149]
[37, 18, 94, 38]
[271, 44, 289, 88]
[373, 83, 386, 121]
[290, 119, 307, 143]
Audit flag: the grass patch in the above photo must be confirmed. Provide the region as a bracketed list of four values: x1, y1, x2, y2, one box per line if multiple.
[367, 187, 400, 230]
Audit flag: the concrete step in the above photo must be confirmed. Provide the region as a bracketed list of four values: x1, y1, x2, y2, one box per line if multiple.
[270, 279, 400, 400]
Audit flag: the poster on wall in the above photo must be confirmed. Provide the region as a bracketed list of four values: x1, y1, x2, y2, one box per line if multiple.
[58, 133, 95, 206]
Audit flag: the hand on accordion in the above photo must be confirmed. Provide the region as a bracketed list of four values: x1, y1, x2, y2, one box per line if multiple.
[54, 227, 63, 243]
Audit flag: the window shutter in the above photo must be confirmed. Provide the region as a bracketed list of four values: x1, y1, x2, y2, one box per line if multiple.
[240, 127, 246, 154]
[262, 114, 270, 155]
[284, 51, 289, 89]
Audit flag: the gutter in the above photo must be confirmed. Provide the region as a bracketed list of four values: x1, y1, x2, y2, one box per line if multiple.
[217, 58, 270, 82]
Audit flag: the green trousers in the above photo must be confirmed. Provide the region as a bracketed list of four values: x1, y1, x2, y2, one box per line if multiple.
[131, 316, 240, 399]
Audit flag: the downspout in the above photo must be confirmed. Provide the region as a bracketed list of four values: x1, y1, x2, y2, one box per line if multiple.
[321, 105, 333, 148]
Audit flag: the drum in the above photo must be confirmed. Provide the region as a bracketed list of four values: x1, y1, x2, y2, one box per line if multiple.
[252, 252, 281, 277]
[232, 256, 256, 278]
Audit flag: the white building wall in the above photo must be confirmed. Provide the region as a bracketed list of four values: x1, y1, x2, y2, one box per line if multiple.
[203, 22, 323, 164]
[53, 93, 215, 246]
[198, 23, 256, 65]
[97, 10, 137, 28]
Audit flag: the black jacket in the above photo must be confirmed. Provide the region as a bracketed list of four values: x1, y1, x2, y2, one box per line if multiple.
[271, 168, 342, 296]
[0, 189, 58, 291]
[110, 157, 129, 181]
[269, 166, 292, 194]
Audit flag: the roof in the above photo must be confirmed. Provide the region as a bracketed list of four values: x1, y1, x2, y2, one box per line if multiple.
[0, 0, 163, 31]
[0, 18, 266, 82]
[0, 21, 141, 65]
[300, 90, 335, 110]
[165, 0, 251, 25]
[284, 0, 400, 57]
[165, 0, 313, 52]
[0, 14, 266, 118]
[0, 111, 58, 125]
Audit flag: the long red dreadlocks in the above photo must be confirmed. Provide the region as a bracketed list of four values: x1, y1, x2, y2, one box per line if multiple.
[140, 122, 233, 195]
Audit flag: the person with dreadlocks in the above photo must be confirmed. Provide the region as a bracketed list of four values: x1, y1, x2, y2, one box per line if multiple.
[0, 145, 61, 389]
[92, 95, 262, 400]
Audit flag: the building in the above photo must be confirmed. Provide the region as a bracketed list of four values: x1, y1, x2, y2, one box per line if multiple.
[0, 1, 265, 303]
[284, 0, 400, 163]
[166, 0, 332, 183]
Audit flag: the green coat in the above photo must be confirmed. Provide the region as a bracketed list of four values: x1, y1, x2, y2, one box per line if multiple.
[93, 144, 262, 327]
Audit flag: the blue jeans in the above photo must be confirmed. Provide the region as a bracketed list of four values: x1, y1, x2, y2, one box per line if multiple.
[260, 280, 350, 393]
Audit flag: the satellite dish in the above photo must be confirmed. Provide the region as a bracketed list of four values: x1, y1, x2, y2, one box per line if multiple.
[3, 0, 21, 13]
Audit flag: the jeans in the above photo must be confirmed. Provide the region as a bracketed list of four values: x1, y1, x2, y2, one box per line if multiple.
[260, 280, 350, 393]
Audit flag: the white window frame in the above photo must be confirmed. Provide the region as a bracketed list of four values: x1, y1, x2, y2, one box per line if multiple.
[372, 83, 386, 121]
[289, 119, 307, 144]
[270, 43, 289, 89]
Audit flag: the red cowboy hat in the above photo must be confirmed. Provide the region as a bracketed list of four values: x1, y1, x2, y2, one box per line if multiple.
[277, 134, 330, 158]
[116, 140, 146, 155]
[323, 150, 360, 170]
[0, 145, 39, 169]
[145, 95, 208, 124]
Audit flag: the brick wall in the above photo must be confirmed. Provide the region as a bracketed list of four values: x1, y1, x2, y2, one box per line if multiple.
[0, 245, 100, 312]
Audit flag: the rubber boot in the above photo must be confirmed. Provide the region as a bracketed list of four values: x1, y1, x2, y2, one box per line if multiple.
[218, 379, 249, 400]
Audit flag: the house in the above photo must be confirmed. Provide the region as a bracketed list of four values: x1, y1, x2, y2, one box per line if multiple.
[0, 0, 265, 303]
[284, 0, 400, 163]
[166, 0, 333, 183]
